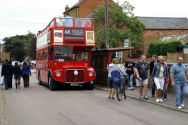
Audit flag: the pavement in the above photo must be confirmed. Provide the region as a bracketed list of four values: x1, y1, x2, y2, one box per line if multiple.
[0, 77, 187, 125]
[0, 67, 35, 125]
[95, 85, 188, 114]
[0, 86, 6, 125]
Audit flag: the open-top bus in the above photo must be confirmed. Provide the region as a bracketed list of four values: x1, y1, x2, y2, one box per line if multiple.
[36, 17, 96, 90]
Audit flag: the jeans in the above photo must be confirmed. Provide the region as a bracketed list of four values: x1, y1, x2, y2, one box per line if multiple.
[163, 83, 168, 99]
[152, 80, 156, 96]
[175, 83, 185, 107]
[127, 74, 133, 88]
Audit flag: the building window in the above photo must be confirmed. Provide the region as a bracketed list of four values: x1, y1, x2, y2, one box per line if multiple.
[116, 51, 122, 59]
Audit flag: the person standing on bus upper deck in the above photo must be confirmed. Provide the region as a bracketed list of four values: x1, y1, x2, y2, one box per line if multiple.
[64, 13, 73, 27]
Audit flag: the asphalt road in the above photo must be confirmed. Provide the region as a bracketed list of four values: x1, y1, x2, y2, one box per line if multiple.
[3, 71, 188, 125]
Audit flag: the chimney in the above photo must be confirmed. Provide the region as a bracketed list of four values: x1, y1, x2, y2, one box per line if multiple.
[65, 5, 69, 11]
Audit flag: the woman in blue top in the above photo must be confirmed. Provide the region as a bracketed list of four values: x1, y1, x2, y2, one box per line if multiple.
[22, 62, 31, 88]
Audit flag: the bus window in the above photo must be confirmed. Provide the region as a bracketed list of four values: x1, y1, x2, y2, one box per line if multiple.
[55, 46, 72, 62]
[75, 19, 91, 27]
[56, 18, 73, 27]
[73, 51, 89, 61]
[39, 53, 43, 60]
[43, 52, 48, 60]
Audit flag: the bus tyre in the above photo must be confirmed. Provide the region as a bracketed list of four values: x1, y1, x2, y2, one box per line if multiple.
[88, 84, 94, 90]
[84, 82, 94, 90]
[38, 71, 42, 85]
[49, 76, 56, 91]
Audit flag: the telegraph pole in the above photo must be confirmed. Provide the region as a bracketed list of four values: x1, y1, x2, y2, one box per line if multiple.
[105, 0, 109, 49]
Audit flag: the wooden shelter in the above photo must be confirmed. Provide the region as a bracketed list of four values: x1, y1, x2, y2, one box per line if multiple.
[91, 47, 133, 86]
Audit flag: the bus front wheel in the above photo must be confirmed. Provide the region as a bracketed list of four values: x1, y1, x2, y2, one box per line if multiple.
[48, 76, 56, 91]
[83, 82, 94, 90]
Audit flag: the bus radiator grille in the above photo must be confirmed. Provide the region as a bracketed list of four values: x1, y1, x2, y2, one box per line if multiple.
[66, 70, 85, 83]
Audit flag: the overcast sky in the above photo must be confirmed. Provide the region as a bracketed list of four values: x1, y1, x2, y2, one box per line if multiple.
[0, 0, 187, 43]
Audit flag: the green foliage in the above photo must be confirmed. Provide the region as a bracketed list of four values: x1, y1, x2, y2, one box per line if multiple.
[3, 33, 35, 61]
[148, 40, 182, 57]
[96, 27, 129, 48]
[92, 1, 145, 54]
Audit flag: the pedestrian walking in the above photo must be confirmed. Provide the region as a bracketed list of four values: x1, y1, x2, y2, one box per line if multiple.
[149, 55, 158, 97]
[107, 58, 126, 99]
[125, 57, 135, 90]
[22, 62, 31, 88]
[8, 61, 14, 88]
[13, 62, 22, 89]
[163, 64, 170, 100]
[151, 56, 169, 103]
[170, 57, 188, 109]
[1, 59, 12, 90]
[135, 55, 149, 100]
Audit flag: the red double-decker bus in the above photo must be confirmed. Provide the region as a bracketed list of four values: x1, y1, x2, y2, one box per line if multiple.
[36, 17, 96, 90]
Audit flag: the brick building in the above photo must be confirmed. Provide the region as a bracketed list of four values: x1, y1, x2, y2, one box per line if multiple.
[138, 17, 188, 55]
[63, 1, 188, 56]
[63, 0, 113, 18]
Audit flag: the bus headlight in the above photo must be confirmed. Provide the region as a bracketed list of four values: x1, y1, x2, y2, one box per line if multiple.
[89, 72, 93, 77]
[56, 72, 61, 77]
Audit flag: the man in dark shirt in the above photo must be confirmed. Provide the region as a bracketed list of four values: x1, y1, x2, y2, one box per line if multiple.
[135, 55, 149, 100]
[149, 55, 158, 97]
[1, 59, 12, 90]
[8, 61, 14, 88]
[125, 57, 135, 90]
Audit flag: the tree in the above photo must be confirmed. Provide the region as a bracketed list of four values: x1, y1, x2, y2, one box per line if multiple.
[3, 33, 35, 61]
[92, 1, 145, 54]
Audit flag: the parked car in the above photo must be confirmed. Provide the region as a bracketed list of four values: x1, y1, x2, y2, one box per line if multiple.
[12, 61, 22, 66]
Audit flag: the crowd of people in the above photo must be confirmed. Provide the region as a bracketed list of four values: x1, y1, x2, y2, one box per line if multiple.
[107, 55, 188, 109]
[1, 59, 31, 90]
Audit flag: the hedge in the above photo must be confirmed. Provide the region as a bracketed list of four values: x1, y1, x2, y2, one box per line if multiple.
[148, 40, 182, 57]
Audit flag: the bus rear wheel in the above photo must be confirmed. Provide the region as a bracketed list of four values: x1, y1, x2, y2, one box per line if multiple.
[48, 76, 57, 91]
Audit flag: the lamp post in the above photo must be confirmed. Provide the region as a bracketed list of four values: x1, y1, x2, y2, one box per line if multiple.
[105, 0, 109, 49]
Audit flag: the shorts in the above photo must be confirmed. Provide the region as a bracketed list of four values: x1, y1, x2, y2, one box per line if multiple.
[14, 75, 21, 80]
[154, 77, 164, 90]
[136, 78, 148, 86]
[108, 77, 115, 88]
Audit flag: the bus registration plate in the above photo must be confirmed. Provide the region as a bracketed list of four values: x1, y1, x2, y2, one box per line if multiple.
[70, 83, 80, 86]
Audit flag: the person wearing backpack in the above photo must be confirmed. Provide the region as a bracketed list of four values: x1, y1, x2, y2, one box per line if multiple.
[22, 62, 31, 88]
[107, 58, 126, 99]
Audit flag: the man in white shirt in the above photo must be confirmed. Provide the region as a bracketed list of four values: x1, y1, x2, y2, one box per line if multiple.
[64, 13, 73, 27]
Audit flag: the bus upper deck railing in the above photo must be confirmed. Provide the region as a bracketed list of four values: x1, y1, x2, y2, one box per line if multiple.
[51, 17, 93, 28]
[37, 17, 93, 37]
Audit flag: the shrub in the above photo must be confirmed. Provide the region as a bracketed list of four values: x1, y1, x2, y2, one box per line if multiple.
[148, 40, 182, 57]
